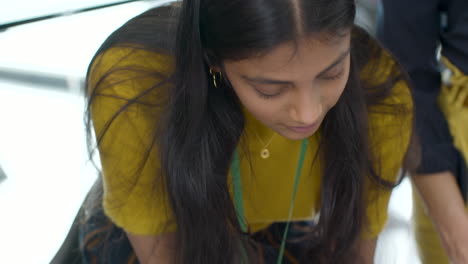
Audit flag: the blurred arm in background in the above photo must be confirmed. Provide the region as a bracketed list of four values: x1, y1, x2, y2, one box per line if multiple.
[378, 0, 468, 263]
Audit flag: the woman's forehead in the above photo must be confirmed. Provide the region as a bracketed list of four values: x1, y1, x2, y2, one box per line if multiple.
[224, 33, 351, 78]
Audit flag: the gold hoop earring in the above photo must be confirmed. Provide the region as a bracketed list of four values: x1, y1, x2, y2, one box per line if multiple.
[209, 68, 222, 88]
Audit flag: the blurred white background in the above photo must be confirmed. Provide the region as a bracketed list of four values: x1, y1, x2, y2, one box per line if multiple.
[0, 0, 420, 263]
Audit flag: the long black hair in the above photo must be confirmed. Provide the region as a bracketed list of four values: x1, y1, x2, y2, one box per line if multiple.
[85, 0, 417, 263]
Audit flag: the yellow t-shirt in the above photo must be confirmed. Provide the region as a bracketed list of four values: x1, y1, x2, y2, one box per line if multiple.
[88, 46, 412, 239]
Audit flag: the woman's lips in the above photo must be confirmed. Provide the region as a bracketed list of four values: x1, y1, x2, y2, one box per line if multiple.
[287, 122, 319, 134]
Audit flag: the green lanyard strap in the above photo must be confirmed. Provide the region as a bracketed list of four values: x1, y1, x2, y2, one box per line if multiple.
[232, 147, 247, 232]
[231, 139, 309, 264]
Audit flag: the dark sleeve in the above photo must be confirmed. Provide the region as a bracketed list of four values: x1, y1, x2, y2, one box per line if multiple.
[377, 0, 468, 199]
[441, 0, 468, 74]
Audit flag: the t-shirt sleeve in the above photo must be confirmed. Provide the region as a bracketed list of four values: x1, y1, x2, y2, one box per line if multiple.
[88, 46, 176, 235]
[360, 56, 414, 239]
[363, 81, 413, 238]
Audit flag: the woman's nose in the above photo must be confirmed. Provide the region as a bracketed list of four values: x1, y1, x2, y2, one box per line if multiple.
[289, 93, 323, 125]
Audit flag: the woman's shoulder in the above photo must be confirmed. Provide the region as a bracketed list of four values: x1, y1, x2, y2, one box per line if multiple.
[353, 29, 414, 174]
[86, 45, 174, 109]
[352, 27, 413, 113]
[89, 46, 174, 82]
[362, 42, 413, 143]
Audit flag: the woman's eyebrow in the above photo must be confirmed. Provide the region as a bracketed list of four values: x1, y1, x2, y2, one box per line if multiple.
[241, 75, 291, 85]
[317, 47, 351, 76]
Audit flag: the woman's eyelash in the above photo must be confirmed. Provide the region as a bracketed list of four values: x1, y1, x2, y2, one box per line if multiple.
[320, 69, 344, 80]
[256, 90, 280, 99]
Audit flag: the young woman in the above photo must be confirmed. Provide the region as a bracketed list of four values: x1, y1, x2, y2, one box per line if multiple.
[80, 0, 417, 263]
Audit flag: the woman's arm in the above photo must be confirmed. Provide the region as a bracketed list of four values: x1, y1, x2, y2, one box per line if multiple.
[412, 171, 468, 263]
[127, 232, 176, 264]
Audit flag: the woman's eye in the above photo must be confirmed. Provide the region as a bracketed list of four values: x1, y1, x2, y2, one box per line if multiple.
[252, 85, 283, 99]
[256, 90, 281, 99]
[320, 68, 344, 81]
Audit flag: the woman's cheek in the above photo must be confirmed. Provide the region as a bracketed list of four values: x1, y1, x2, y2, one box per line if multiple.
[324, 82, 347, 110]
